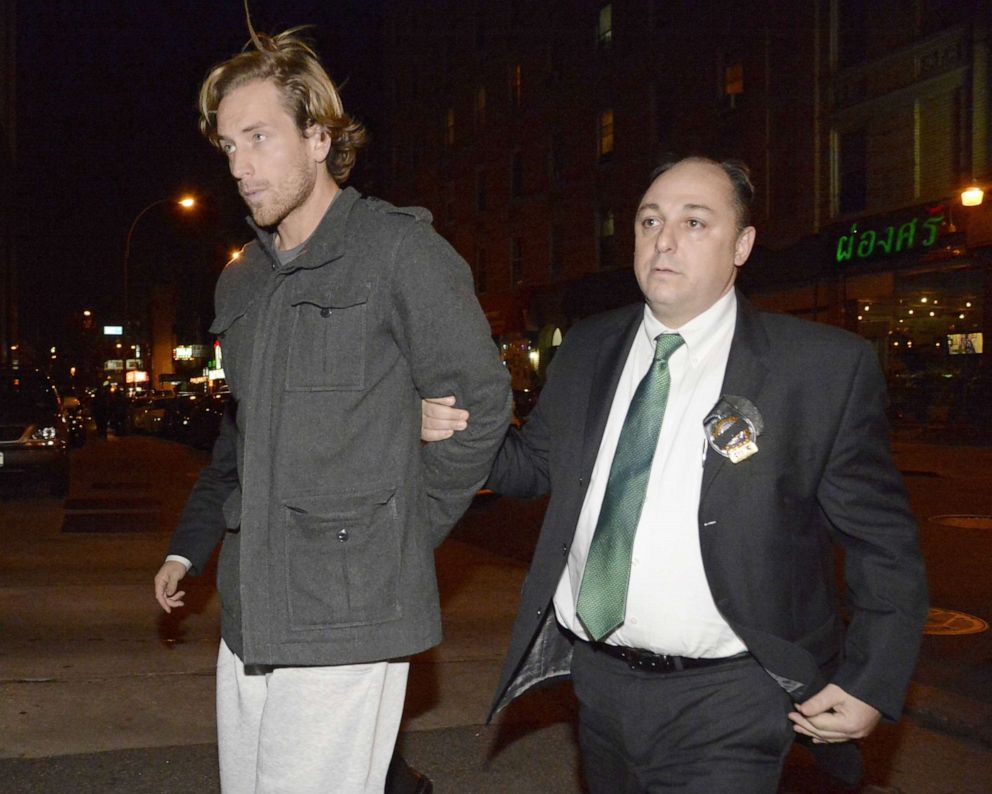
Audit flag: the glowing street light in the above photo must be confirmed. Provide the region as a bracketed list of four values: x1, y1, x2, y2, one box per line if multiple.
[123, 195, 197, 326]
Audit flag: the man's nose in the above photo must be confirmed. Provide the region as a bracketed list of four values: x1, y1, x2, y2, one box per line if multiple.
[229, 149, 252, 180]
[655, 224, 675, 252]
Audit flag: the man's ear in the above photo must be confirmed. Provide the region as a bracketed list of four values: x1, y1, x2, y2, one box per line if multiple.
[306, 125, 332, 164]
[734, 226, 756, 267]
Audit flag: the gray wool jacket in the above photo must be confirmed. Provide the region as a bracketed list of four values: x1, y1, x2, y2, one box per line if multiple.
[168, 187, 512, 666]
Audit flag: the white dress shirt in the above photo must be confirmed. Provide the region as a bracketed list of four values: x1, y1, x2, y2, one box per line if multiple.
[554, 289, 747, 658]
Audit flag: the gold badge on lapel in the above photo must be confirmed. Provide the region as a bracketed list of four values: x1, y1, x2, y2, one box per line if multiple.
[703, 396, 764, 464]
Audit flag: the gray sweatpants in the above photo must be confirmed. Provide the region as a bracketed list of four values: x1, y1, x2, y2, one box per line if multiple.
[216, 639, 409, 794]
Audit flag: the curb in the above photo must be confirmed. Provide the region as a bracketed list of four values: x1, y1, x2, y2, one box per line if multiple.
[904, 682, 992, 747]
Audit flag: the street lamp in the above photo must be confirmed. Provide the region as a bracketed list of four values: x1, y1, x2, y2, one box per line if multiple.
[122, 195, 196, 326]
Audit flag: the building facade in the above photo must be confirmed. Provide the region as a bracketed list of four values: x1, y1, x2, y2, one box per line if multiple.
[1, 0, 15, 365]
[381, 0, 992, 433]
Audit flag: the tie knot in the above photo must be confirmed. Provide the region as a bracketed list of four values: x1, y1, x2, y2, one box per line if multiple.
[653, 333, 685, 363]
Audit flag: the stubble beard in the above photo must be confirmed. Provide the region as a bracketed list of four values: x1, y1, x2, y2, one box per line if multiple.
[247, 156, 318, 229]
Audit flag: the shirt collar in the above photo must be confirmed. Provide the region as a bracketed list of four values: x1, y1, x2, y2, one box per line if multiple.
[641, 288, 737, 366]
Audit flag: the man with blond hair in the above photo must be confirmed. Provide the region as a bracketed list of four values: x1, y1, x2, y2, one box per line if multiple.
[154, 28, 510, 793]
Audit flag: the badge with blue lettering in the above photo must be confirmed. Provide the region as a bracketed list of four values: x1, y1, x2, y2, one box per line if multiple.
[704, 396, 763, 464]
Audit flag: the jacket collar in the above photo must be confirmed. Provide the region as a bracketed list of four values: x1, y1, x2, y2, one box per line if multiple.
[579, 304, 644, 485]
[247, 186, 361, 273]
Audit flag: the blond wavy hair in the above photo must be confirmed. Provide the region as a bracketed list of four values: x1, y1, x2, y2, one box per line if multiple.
[198, 27, 367, 184]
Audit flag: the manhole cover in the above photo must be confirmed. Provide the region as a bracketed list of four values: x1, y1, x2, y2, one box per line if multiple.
[923, 607, 989, 636]
[929, 514, 992, 530]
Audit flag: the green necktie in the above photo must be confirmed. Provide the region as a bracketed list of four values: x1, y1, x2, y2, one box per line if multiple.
[576, 332, 685, 641]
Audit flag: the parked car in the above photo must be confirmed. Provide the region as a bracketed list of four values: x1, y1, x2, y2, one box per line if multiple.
[186, 390, 232, 449]
[161, 392, 204, 443]
[0, 366, 70, 497]
[62, 393, 87, 447]
[129, 394, 175, 436]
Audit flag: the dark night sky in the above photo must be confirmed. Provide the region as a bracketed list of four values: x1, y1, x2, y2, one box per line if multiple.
[14, 0, 385, 350]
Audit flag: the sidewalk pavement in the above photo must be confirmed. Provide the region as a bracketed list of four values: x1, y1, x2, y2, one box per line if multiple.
[1, 436, 991, 792]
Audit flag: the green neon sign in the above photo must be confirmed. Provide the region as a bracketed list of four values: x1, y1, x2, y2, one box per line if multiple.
[835, 213, 944, 263]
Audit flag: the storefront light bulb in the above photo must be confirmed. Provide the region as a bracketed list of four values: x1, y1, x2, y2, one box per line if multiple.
[961, 186, 984, 206]
[908, 309, 914, 315]
[920, 297, 928, 304]
[966, 301, 972, 308]
[929, 311, 935, 317]
[959, 313, 965, 319]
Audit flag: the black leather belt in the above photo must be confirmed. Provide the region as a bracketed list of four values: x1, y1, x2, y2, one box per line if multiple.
[588, 641, 750, 673]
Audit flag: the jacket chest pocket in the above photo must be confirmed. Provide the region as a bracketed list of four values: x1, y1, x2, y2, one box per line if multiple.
[286, 285, 370, 392]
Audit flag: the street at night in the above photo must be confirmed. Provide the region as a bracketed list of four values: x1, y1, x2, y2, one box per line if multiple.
[1, 430, 991, 792]
[4, 2, 992, 793]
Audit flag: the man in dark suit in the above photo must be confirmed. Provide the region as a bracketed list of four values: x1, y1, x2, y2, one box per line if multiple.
[423, 156, 928, 792]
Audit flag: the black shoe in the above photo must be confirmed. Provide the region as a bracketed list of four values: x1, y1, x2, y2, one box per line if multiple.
[411, 769, 434, 794]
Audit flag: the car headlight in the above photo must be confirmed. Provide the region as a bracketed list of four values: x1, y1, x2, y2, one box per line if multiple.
[31, 425, 58, 441]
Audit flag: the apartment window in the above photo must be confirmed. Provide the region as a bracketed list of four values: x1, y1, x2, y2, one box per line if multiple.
[836, 0, 867, 68]
[511, 64, 523, 110]
[476, 169, 487, 212]
[475, 86, 487, 129]
[511, 151, 524, 198]
[549, 226, 562, 281]
[598, 109, 615, 159]
[549, 138, 564, 186]
[838, 129, 867, 215]
[724, 61, 744, 105]
[597, 4, 613, 48]
[511, 237, 524, 285]
[475, 14, 487, 50]
[599, 209, 615, 270]
[444, 108, 456, 148]
[476, 248, 488, 294]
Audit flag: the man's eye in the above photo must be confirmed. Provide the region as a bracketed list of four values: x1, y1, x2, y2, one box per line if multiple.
[687, 219, 704, 229]
[220, 143, 235, 154]
[252, 132, 266, 143]
[641, 217, 659, 229]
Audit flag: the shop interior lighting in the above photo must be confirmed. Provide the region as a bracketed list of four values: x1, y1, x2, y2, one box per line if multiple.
[966, 301, 972, 307]
[961, 185, 984, 206]
[908, 309, 914, 315]
[929, 311, 935, 317]
[921, 297, 928, 303]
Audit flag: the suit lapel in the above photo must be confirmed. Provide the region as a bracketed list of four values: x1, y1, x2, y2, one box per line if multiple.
[701, 294, 772, 500]
[578, 306, 643, 485]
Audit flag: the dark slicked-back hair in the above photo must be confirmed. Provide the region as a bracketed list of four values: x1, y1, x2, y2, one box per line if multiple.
[198, 27, 367, 184]
[649, 156, 755, 231]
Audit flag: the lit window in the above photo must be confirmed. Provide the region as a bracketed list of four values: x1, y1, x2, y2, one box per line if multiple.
[725, 62, 744, 96]
[597, 4, 613, 48]
[511, 64, 523, 109]
[598, 109, 614, 158]
[445, 108, 455, 147]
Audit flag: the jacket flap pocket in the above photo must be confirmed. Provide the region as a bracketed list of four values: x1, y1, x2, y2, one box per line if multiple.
[210, 309, 248, 335]
[289, 282, 370, 310]
[283, 486, 395, 519]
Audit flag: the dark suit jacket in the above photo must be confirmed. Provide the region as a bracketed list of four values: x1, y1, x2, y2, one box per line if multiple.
[486, 294, 927, 735]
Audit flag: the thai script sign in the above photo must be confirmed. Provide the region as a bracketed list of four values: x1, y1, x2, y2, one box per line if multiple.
[835, 212, 944, 264]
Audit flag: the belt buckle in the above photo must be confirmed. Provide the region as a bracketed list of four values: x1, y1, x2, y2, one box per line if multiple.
[622, 648, 677, 673]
